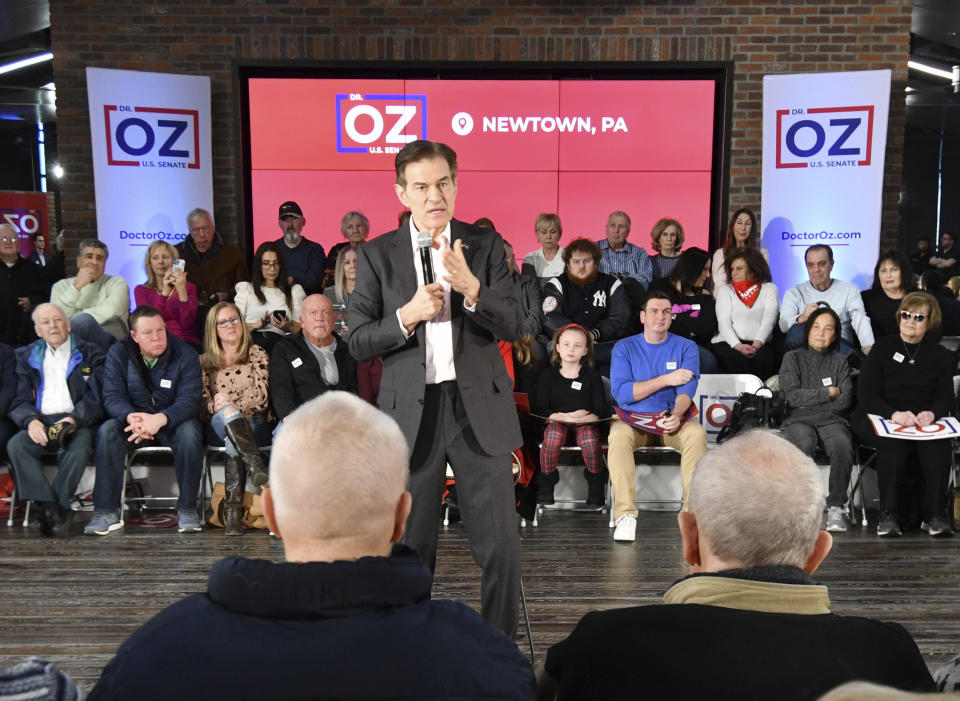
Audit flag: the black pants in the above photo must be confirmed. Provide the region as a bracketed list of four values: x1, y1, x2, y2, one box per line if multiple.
[405, 381, 521, 637]
[852, 412, 951, 519]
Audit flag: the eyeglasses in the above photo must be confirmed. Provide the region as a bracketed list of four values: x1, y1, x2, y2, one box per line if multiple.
[0, 236, 17, 243]
[899, 311, 927, 322]
[216, 316, 241, 328]
[261, 261, 280, 269]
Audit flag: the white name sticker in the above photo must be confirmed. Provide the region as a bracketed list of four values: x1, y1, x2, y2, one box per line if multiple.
[571, 381, 582, 391]
[159, 379, 172, 389]
[691, 304, 701, 311]
[292, 357, 303, 368]
[821, 377, 832, 387]
[666, 361, 677, 370]
[893, 352, 905, 364]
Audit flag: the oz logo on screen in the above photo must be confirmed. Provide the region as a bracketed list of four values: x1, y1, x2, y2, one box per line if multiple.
[103, 105, 200, 169]
[336, 94, 427, 155]
[775, 106, 874, 169]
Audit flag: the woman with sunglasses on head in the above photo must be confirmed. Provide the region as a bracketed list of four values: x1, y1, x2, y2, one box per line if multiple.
[134, 240, 200, 348]
[200, 301, 271, 535]
[235, 241, 304, 354]
[852, 292, 955, 538]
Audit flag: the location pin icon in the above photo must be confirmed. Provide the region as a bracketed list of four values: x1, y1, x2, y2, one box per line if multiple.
[458, 117, 467, 129]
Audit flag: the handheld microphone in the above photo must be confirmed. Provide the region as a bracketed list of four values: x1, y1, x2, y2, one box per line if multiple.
[416, 231, 435, 285]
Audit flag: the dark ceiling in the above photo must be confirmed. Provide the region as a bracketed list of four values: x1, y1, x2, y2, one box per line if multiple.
[2, 2, 960, 149]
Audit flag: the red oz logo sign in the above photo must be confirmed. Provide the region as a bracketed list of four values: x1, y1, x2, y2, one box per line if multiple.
[776, 106, 874, 169]
[104, 105, 200, 169]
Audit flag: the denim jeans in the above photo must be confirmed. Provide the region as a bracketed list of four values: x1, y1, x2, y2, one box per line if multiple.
[94, 417, 203, 513]
[7, 413, 95, 508]
[70, 313, 117, 351]
[208, 408, 272, 455]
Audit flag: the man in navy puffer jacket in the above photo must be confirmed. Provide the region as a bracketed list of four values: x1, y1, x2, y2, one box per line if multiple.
[86, 305, 203, 536]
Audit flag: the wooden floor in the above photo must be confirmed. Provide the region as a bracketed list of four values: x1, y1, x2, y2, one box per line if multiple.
[1, 508, 959, 693]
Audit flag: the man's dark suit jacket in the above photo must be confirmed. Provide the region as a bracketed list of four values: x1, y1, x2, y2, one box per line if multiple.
[348, 219, 522, 457]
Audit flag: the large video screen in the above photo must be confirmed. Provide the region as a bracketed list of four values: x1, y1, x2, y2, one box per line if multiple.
[243, 69, 726, 266]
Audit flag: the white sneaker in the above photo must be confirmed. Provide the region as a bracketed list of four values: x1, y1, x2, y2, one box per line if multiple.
[825, 506, 847, 533]
[613, 514, 637, 542]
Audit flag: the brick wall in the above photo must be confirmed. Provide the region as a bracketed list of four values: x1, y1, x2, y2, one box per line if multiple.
[51, 0, 910, 260]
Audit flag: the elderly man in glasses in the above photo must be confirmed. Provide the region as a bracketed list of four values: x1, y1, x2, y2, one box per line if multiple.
[0, 223, 50, 347]
[270, 294, 358, 424]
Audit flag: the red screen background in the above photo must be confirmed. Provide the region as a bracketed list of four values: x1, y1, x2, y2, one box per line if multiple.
[248, 78, 716, 267]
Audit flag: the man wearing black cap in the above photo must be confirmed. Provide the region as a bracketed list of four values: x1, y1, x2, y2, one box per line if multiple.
[274, 201, 326, 295]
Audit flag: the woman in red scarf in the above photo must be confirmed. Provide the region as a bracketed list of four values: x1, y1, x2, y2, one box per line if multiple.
[710, 247, 780, 381]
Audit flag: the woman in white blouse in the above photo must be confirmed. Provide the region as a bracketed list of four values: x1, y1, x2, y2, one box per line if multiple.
[711, 207, 768, 295]
[711, 247, 780, 381]
[521, 213, 565, 287]
[234, 241, 305, 353]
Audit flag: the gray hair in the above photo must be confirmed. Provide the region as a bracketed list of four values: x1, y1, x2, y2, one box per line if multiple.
[77, 238, 108, 259]
[688, 430, 825, 568]
[0, 223, 14, 236]
[607, 210, 631, 231]
[186, 208, 214, 227]
[340, 211, 369, 236]
[31, 302, 66, 324]
[269, 392, 409, 540]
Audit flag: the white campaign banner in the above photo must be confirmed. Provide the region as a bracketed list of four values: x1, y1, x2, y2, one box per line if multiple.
[86, 67, 213, 308]
[761, 70, 891, 292]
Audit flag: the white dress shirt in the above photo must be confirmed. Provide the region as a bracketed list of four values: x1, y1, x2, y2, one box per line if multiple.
[40, 341, 75, 415]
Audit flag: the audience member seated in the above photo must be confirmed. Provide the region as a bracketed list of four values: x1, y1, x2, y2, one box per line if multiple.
[0, 223, 47, 347]
[597, 210, 652, 289]
[200, 302, 270, 535]
[710, 247, 780, 380]
[852, 292, 955, 538]
[50, 239, 128, 351]
[505, 238, 545, 348]
[920, 270, 960, 337]
[321, 211, 369, 290]
[0, 342, 17, 462]
[608, 292, 708, 542]
[270, 294, 357, 423]
[522, 213, 566, 288]
[648, 247, 718, 373]
[176, 208, 248, 329]
[928, 231, 960, 281]
[598, 210, 652, 314]
[543, 237, 631, 371]
[910, 235, 933, 276]
[46, 230, 67, 287]
[88, 391, 535, 700]
[272, 200, 326, 295]
[133, 240, 199, 348]
[235, 241, 304, 354]
[711, 207, 768, 294]
[861, 249, 916, 342]
[780, 244, 874, 357]
[323, 245, 357, 336]
[534, 324, 610, 509]
[7, 304, 104, 537]
[536, 430, 936, 700]
[649, 217, 684, 281]
[778, 307, 855, 534]
[85, 306, 203, 536]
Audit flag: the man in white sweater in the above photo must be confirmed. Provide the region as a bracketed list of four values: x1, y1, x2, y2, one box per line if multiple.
[50, 239, 129, 349]
[779, 244, 873, 356]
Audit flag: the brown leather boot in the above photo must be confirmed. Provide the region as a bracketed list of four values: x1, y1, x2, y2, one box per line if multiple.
[223, 454, 245, 536]
[223, 415, 268, 488]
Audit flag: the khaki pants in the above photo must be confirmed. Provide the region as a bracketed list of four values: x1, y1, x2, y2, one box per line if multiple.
[607, 416, 708, 519]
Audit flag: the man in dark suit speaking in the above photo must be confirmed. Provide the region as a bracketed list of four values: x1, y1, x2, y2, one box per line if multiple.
[348, 140, 523, 636]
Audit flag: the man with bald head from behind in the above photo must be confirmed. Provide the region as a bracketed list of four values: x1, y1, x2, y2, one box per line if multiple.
[90, 392, 535, 701]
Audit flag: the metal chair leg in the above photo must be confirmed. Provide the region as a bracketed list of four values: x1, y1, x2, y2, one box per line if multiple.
[519, 575, 535, 660]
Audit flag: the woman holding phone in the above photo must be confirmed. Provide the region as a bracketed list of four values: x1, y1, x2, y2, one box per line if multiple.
[235, 242, 304, 353]
[134, 240, 200, 347]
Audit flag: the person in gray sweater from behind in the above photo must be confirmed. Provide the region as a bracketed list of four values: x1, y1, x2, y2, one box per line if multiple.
[778, 307, 854, 533]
